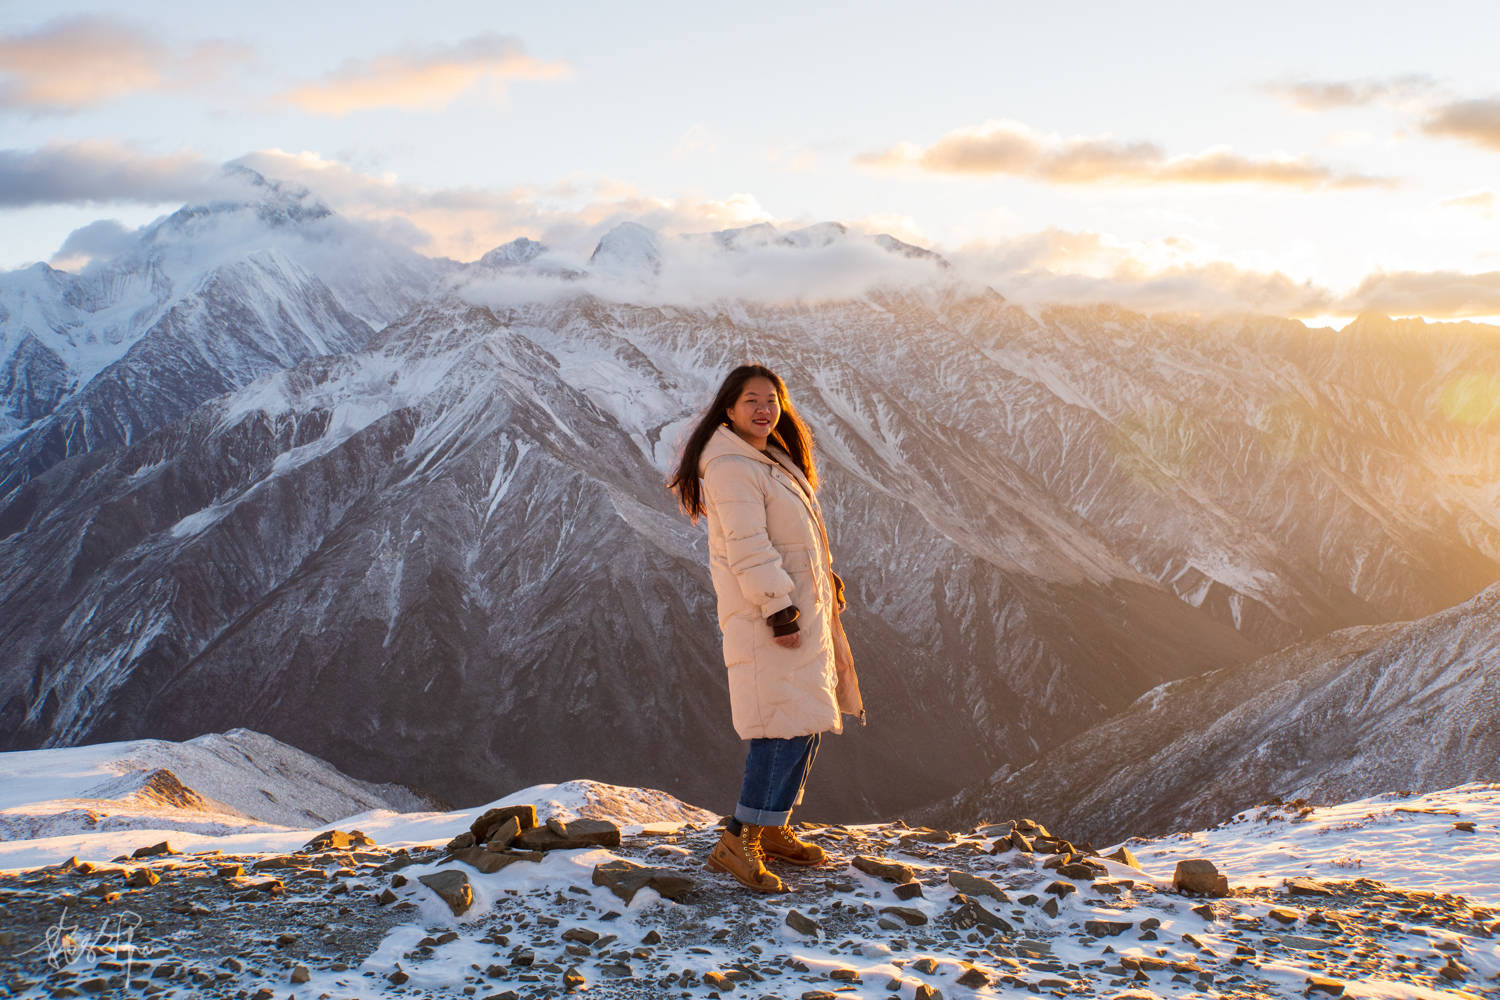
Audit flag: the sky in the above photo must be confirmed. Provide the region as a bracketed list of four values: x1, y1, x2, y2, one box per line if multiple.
[3, 0, 1500, 324]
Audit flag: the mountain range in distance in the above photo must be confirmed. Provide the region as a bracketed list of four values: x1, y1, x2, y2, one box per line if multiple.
[2, 171, 1498, 830]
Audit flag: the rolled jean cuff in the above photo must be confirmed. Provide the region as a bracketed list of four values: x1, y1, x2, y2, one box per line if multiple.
[733, 803, 793, 827]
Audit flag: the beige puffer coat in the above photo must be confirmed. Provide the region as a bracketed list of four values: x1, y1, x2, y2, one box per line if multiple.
[699, 425, 864, 740]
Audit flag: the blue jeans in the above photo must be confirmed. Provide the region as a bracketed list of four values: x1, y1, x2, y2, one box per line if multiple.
[733, 734, 821, 827]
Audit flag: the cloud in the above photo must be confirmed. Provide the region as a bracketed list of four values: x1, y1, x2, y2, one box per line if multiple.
[49, 218, 139, 269]
[949, 231, 1336, 318]
[0, 141, 239, 207]
[1264, 77, 1500, 158]
[1337, 269, 1500, 318]
[1442, 191, 1497, 218]
[459, 223, 951, 310]
[856, 120, 1392, 189]
[277, 34, 567, 114]
[1261, 75, 1439, 111]
[1422, 98, 1500, 152]
[0, 14, 250, 113]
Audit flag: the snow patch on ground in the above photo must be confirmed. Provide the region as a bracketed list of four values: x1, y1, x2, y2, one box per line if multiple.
[1123, 782, 1500, 907]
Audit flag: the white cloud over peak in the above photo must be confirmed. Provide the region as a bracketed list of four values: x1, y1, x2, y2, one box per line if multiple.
[231, 149, 773, 260]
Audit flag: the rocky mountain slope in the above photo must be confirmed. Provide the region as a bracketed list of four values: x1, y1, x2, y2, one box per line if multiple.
[2, 186, 1499, 823]
[927, 581, 1500, 845]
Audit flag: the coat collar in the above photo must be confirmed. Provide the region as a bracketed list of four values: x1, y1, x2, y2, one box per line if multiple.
[701, 425, 823, 523]
[700, 424, 778, 473]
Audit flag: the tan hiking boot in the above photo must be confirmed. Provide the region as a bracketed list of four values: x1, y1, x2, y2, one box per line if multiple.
[706, 825, 788, 893]
[760, 823, 827, 866]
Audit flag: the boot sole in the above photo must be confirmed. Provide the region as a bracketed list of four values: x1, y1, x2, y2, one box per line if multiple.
[763, 851, 826, 867]
[706, 852, 791, 893]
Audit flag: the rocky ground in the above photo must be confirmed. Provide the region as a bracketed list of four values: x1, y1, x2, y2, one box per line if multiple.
[2, 807, 1497, 1000]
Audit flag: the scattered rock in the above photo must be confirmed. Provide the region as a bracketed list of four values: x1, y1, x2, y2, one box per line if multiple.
[131, 841, 175, 859]
[561, 926, 600, 945]
[448, 846, 537, 875]
[485, 815, 522, 851]
[948, 869, 1009, 903]
[1173, 859, 1229, 897]
[1285, 877, 1334, 897]
[562, 965, 585, 990]
[878, 906, 928, 926]
[591, 859, 694, 903]
[949, 897, 1012, 932]
[304, 829, 375, 852]
[1004, 831, 1034, 854]
[1058, 860, 1103, 880]
[1453, 821, 1476, 833]
[1306, 974, 1345, 995]
[418, 869, 473, 916]
[1044, 880, 1077, 898]
[1085, 919, 1133, 937]
[852, 855, 915, 884]
[956, 965, 990, 987]
[893, 881, 924, 900]
[517, 817, 622, 851]
[1439, 957, 1469, 981]
[785, 909, 821, 937]
[1269, 907, 1300, 925]
[1106, 846, 1143, 869]
[471, 804, 538, 842]
[125, 868, 160, 888]
[1015, 818, 1050, 838]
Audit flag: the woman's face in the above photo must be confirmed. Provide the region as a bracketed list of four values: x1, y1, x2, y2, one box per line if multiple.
[726, 376, 780, 450]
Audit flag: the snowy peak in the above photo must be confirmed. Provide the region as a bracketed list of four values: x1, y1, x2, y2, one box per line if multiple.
[875, 232, 951, 268]
[477, 237, 549, 269]
[588, 221, 663, 277]
[783, 220, 849, 248]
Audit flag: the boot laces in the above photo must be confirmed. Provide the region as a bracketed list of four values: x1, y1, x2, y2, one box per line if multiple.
[743, 827, 769, 866]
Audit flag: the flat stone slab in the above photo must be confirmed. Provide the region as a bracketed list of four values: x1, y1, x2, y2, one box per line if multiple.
[591, 860, 693, 903]
[852, 855, 915, 884]
[948, 869, 1009, 902]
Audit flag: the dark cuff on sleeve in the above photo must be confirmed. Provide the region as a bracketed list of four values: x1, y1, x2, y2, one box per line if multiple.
[767, 604, 800, 636]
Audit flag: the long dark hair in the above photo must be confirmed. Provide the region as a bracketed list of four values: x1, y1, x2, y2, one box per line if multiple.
[669, 364, 818, 521]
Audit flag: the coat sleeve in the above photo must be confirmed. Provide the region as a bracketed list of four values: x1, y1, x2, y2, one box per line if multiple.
[703, 456, 796, 618]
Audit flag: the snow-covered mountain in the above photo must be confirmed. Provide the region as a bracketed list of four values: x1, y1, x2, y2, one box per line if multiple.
[928, 580, 1500, 843]
[0, 727, 443, 847]
[0, 171, 448, 495]
[1, 190, 1498, 824]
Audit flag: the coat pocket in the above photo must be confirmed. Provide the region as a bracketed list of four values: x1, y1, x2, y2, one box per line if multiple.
[782, 546, 821, 611]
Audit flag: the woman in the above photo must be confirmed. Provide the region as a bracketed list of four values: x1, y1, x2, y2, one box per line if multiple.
[669, 364, 864, 893]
